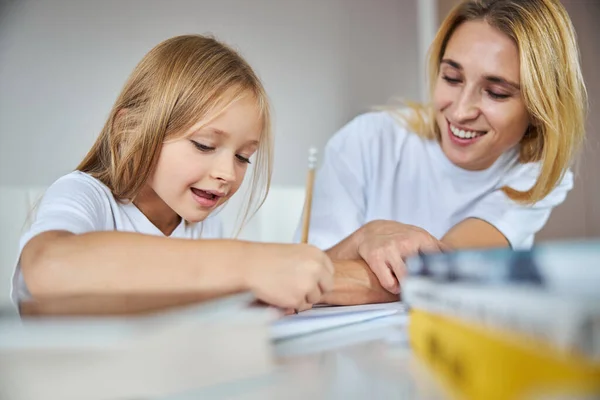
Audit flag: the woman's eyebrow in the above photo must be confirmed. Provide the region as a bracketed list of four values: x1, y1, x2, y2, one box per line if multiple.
[484, 75, 520, 90]
[441, 58, 462, 69]
[441, 58, 520, 90]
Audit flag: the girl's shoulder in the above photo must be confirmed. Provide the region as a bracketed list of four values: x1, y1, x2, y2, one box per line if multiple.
[48, 171, 113, 199]
[37, 171, 117, 224]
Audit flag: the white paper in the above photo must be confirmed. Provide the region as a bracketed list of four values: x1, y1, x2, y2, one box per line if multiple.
[270, 302, 405, 340]
[275, 312, 409, 357]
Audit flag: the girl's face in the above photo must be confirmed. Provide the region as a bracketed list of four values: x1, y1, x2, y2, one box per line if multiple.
[433, 20, 530, 171]
[148, 95, 262, 225]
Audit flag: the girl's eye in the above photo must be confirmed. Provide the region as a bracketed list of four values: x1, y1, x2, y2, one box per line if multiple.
[191, 140, 251, 164]
[236, 154, 251, 164]
[191, 141, 214, 152]
[442, 75, 461, 84]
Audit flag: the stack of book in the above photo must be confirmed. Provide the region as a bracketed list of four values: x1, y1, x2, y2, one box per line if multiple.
[0, 293, 276, 400]
[403, 240, 600, 400]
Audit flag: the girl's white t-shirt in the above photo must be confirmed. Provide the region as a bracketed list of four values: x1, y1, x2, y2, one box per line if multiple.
[11, 171, 223, 303]
[296, 112, 573, 251]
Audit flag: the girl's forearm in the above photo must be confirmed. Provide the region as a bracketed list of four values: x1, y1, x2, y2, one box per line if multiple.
[21, 231, 255, 298]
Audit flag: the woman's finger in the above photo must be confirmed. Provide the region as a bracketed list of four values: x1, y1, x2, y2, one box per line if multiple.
[367, 253, 400, 294]
[389, 257, 408, 283]
[415, 233, 445, 253]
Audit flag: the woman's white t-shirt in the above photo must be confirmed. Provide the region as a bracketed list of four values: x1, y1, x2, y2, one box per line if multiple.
[11, 171, 222, 303]
[298, 112, 572, 251]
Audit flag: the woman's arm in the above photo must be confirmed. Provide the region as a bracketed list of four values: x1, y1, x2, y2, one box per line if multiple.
[325, 230, 362, 260]
[20, 230, 333, 310]
[326, 220, 446, 294]
[320, 259, 398, 306]
[442, 218, 509, 249]
[320, 221, 505, 307]
[442, 166, 575, 249]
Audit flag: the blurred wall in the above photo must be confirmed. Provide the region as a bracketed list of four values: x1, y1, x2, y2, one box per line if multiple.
[0, 0, 421, 188]
[537, 0, 600, 240]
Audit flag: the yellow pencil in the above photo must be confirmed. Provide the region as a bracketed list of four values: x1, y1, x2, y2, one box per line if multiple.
[294, 147, 318, 314]
[301, 147, 318, 244]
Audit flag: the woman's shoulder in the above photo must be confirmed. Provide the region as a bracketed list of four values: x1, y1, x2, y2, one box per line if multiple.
[501, 157, 574, 193]
[327, 110, 420, 152]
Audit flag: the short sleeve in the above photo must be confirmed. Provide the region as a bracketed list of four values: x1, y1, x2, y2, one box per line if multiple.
[20, 174, 111, 247]
[463, 165, 573, 249]
[294, 115, 372, 249]
[11, 173, 111, 303]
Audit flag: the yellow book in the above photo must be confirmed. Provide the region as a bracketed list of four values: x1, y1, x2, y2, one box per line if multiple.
[409, 309, 600, 400]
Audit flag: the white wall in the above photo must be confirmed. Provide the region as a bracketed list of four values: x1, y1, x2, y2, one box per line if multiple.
[0, 0, 421, 188]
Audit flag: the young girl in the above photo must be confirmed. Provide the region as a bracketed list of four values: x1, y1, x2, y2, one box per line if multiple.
[12, 34, 334, 312]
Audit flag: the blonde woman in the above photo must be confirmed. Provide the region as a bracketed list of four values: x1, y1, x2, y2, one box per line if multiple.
[14, 35, 335, 313]
[301, 0, 587, 296]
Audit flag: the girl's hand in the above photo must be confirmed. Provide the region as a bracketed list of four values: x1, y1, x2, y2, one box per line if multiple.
[244, 243, 334, 310]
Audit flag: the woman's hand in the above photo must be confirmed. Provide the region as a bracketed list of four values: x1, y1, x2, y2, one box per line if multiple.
[244, 243, 335, 311]
[356, 220, 448, 294]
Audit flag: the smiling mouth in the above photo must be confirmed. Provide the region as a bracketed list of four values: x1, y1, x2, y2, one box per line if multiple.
[190, 187, 226, 209]
[191, 188, 222, 201]
[448, 121, 488, 140]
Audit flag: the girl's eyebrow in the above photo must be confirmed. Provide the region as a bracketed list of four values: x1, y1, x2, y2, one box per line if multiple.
[197, 127, 260, 147]
[441, 58, 520, 90]
[214, 128, 260, 146]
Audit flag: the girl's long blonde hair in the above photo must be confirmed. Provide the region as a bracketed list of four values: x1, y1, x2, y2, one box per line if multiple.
[77, 34, 272, 231]
[397, 0, 587, 204]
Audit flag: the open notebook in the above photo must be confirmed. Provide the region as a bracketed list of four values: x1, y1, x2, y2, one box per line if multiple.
[271, 302, 406, 340]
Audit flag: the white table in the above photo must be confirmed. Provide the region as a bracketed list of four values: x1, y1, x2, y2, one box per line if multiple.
[0, 302, 448, 400]
[176, 314, 448, 400]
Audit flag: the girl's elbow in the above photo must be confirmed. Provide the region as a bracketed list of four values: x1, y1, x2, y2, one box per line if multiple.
[20, 233, 70, 297]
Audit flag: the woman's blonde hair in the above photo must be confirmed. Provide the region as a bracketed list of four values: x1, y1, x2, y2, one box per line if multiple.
[398, 0, 587, 204]
[77, 34, 272, 232]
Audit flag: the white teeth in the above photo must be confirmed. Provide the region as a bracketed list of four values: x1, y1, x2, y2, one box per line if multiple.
[450, 124, 481, 139]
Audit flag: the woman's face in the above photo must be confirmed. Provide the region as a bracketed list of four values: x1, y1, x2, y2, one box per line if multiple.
[433, 20, 530, 171]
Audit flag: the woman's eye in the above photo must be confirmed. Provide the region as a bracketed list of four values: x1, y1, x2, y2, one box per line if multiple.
[191, 141, 214, 152]
[442, 75, 461, 84]
[487, 90, 511, 100]
[236, 154, 251, 164]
